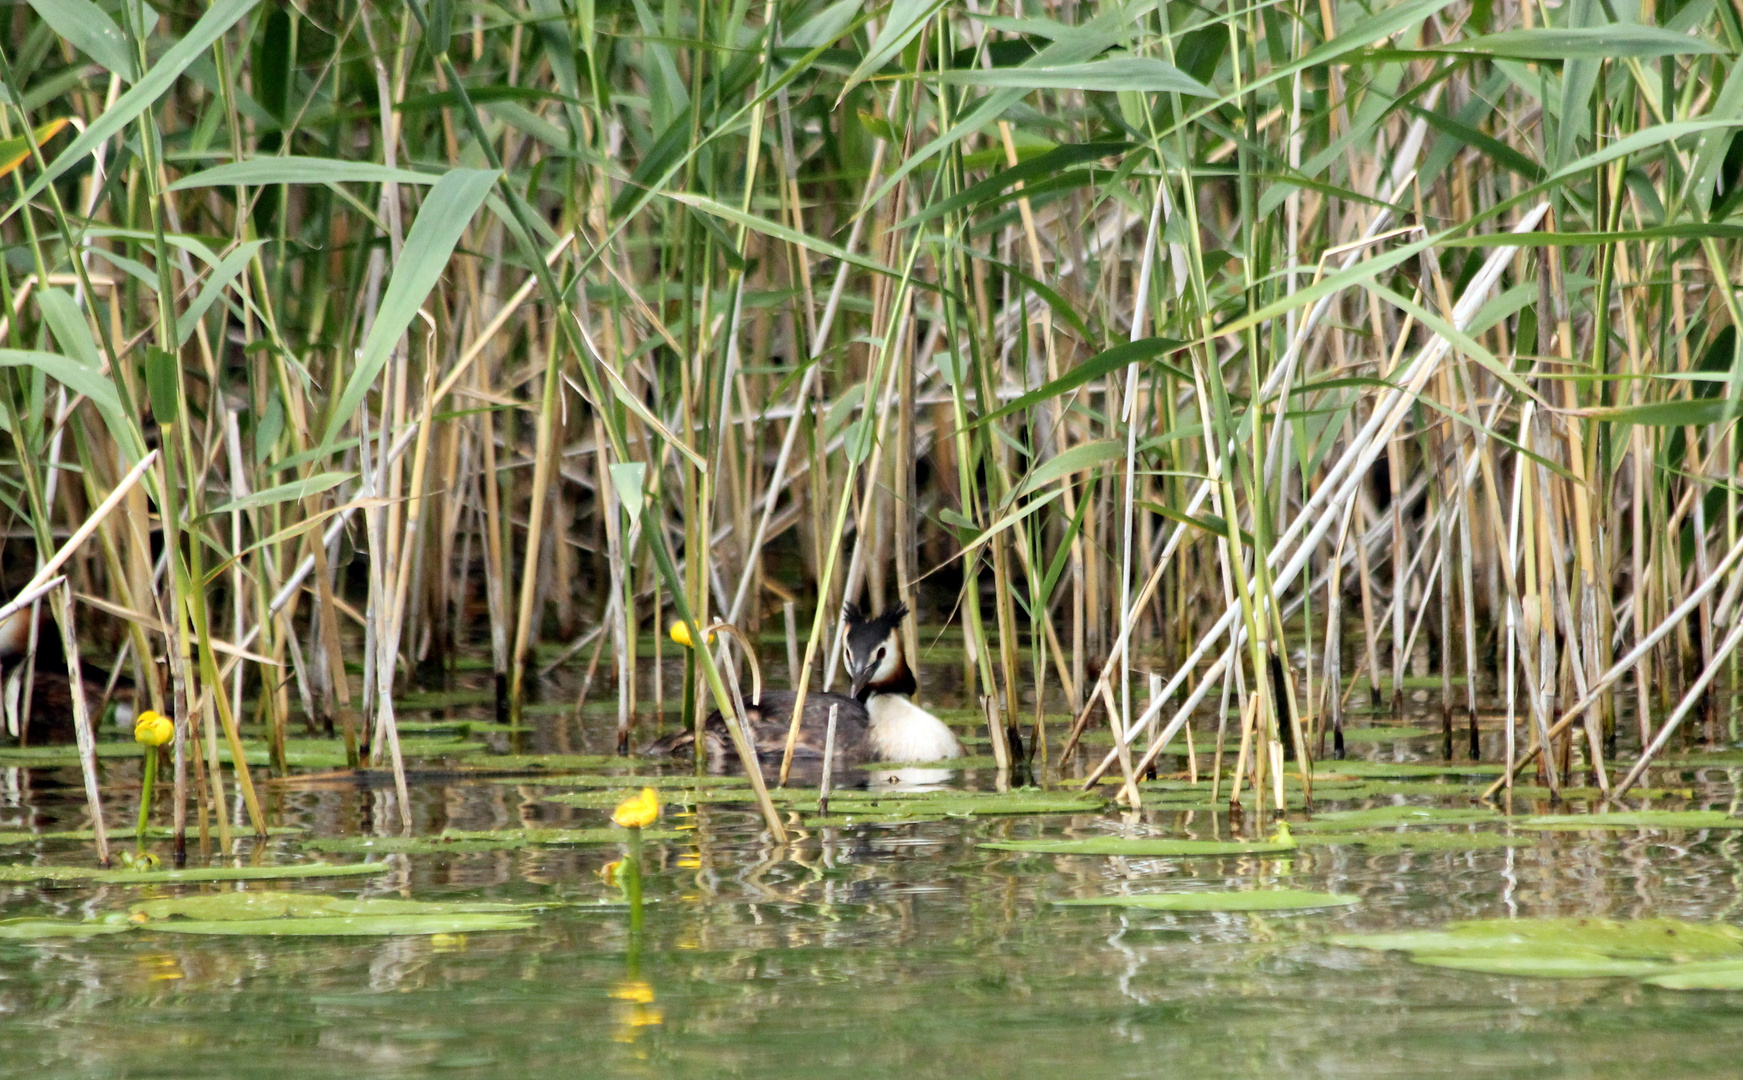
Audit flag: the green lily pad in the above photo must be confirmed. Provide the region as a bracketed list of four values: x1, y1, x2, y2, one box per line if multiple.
[1410, 949, 1669, 979]
[130, 891, 543, 922]
[1295, 830, 1531, 851]
[0, 918, 133, 939]
[0, 861, 389, 885]
[1055, 890, 1355, 911]
[0, 743, 144, 764]
[1331, 917, 1743, 980]
[1297, 806, 1499, 830]
[0, 825, 303, 844]
[1314, 761, 1508, 778]
[1643, 960, 1743, 990]
[980, 837, 1295, 857]
[143, 913, 536, 936]
[1520, 811, 1743, 830]
[1338, 727, 1434, 743]
[797, 814, 947, 827]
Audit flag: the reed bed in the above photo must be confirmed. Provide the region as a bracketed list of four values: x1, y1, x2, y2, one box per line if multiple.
[1, 0, 1740, 846]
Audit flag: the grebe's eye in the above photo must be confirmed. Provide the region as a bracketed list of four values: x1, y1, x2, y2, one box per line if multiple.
[874, 647, 885, 662]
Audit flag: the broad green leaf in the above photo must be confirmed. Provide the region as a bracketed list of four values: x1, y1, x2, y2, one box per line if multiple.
[1337, 726, 1434, 742]
[0, 861, 388, 884]
[320, 168, 498, 452]
[785, 0, 862, 47]
[958, 489, 1063, 561]
[968, 337, 1188, 430]
[1428, 25, 1724, 59]
[1331, 918, 1743, 963]
[1296, 830, 1531, 851]
[168, 157, 442, 191]
[0, 350, 126, 440]
[36, 288, 101, 369]
[1295, 806, 1499, 830]
[937, 54, 1211, 96]
[842, 0, 949, 96]
[1055, 890, 1356, 911]
[1017, 439, 1127, 498]
[861, 4, 1135, 210]
[608, 462, 646, 528]
[176, 240, 267, 346]
[1589, 398, 1741, 427]
[3, 0, 263, 225]
[663, 191, 904, 283]
[1412, 949, 1668, 978]
[130, 890, 544, 921]
[1644, 960, 1743, 990]
[206, 471, 356, 517]
[25, 0, 134, 79]
[0, 918, 132, 939]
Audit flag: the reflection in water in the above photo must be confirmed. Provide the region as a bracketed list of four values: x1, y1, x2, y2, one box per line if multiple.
[3, 662, 1743, 1079]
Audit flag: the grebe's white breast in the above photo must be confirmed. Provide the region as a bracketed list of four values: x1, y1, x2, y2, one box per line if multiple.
[864, 695, 962, 762]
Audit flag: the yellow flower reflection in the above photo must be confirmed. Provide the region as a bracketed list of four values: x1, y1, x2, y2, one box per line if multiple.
[611, 980, 664, 1044]
[612, 787, 660, 829]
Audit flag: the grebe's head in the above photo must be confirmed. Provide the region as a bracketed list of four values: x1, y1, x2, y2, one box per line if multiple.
[843, 601, 908, 701]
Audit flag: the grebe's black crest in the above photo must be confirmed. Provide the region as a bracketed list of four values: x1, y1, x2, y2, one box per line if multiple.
[844, 601, 915, 701]
[843, 601, 906, 655]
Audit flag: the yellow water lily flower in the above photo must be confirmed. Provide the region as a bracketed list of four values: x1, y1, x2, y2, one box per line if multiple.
[667, 620, 712, 649]
[612, 787, 660, 829]
[133, 710, 173, 747]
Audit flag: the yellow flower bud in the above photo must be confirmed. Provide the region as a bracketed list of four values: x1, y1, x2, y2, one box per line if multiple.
[133, 710, 173, 748]
[667, 620, 712, 649]
[612, 787, 660, 829]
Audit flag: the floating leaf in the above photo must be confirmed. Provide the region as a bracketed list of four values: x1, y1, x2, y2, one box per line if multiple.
[1297, 806, 1500, 830]
[0, 825, 302, 844]
[1055, 890, 1355, 912]
[1520, 811, 1743, 830]
[1296, 830, 1530, 851]
[0, 744, 145, 765]
[1314, 761, 1508, 778]
[1332, 917, 1743, 980]
[1338, 727, 1434, 743]
[0, 861, 389, 885]
[980, 837, 1295, 857]
[130, 890, 543, 922]
[1410, 948, 1668, 979]
[1643, 960, 1743, 990]
[0, 917, 132, 939]
[144, 913, 535, 936]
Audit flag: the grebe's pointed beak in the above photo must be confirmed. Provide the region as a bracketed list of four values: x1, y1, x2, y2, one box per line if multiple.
[849, 663, 872, 699]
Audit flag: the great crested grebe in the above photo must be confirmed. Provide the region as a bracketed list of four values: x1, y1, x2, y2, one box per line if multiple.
[646, 602, 961, 767]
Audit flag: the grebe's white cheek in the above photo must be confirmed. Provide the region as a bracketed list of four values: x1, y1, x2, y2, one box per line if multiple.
[875, 633, 901, 682]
